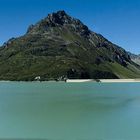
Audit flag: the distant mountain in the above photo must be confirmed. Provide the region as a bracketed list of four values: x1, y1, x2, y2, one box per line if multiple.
[0, 10, 140, 81]
[128, 52, 140, 65]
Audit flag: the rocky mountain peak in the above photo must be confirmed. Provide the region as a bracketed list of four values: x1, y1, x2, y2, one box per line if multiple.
[46, 10, 71, 26]
[27, 10, 90, 37]
[48, 10, 68, 19]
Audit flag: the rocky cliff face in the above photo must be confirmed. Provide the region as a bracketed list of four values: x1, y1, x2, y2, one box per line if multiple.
[0, 10, 140, 81]
[27, 10, 90, 36]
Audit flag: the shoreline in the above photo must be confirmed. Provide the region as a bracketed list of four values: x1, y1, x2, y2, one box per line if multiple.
[100, 79, 140, 83]
[66, 79, 95, 83]
[66, 79, 140, 83]
[0, 79, 140, 83]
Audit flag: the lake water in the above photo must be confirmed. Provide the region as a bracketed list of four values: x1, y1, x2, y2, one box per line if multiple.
[0, 82, 140, 140]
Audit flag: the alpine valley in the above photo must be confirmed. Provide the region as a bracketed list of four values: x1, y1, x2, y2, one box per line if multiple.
[0, 10, 140, 81]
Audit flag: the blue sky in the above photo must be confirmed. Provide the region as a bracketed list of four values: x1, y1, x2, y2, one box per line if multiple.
[0, 0, 140, 54]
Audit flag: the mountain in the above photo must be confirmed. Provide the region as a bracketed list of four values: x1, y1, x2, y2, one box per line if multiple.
[0, 10, 140, 81]
[128, 52, 140, 65]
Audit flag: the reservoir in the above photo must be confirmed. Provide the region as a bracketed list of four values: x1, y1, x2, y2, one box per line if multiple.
[0, 82, 140, 140]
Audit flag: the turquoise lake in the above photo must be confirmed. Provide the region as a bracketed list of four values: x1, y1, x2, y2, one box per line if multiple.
[0, 82, 140, 140]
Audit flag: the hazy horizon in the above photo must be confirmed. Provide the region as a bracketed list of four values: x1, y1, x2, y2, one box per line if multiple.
[0, 0, 140, 54]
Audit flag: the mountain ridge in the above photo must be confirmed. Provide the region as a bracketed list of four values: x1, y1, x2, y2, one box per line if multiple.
[0, 10, 140, 81]
[128, 52, 140, 65]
